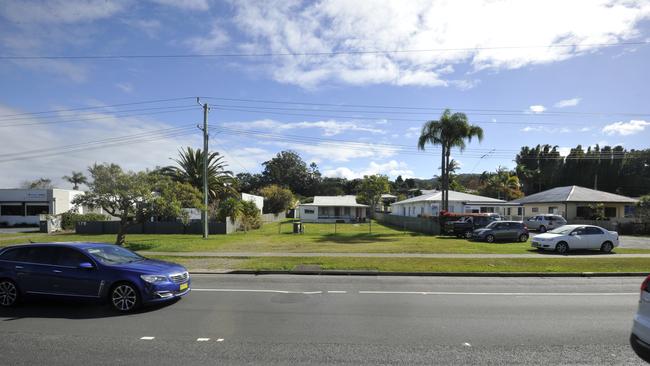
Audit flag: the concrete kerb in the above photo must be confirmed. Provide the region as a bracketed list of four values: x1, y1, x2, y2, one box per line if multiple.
[189, 270, 650, 277]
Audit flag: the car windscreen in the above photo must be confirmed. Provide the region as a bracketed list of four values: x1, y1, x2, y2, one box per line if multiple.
[548, 226, 573, 235]
[485, 221, 499, 229]
[85, 245, 144, 265]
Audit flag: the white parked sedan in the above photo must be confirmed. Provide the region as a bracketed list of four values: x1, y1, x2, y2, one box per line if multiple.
[530, 225, 619, 254]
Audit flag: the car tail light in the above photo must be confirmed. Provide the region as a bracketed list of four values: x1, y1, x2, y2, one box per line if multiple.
[641, 276, 650, 294]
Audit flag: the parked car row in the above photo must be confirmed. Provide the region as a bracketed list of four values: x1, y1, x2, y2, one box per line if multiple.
[445, 214, 620, 254]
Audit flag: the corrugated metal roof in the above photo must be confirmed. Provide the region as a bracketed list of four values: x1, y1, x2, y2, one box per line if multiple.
[300, 195, 369, 207]
[392, 190, 506, 205]
[511, 185, 638, 204]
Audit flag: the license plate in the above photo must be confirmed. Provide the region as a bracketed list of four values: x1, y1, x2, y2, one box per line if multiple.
[179, 283, 188, 291]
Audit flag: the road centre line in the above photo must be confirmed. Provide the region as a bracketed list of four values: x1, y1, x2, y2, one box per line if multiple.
[196, 338, 210, 342]
[140, 337, 155, 340]
[192, 288, 637, 296]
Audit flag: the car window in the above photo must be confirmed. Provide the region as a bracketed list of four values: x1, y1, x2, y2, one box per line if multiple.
[86, 245, 144, 265]
[585, 227, 604, 235]
[549, 226, 574, 235]
[21, 247, 59, 265]
[572, 227, 587, 235]
[56, 248, 92, 267]
[0, 248, 22, 261]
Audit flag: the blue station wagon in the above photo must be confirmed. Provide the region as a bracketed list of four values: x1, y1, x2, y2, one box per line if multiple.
[0, 243, 190, 312]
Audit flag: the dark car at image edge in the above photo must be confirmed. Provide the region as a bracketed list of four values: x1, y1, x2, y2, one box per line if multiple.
[0, 242, 190, 312]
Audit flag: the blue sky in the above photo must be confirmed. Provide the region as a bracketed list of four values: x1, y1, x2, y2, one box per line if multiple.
[1, 0, 649, 188]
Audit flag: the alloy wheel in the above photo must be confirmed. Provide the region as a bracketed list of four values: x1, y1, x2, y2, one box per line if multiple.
[555, 242, 569, 254]
[111, 284, 138, 312]
[0, 280, 17, 307]
[464, 231, 472, 239]
[519, 234, 529, 242]
[539, 226, 547, 233]
[486, 235, 495, 243]
[601, 242, 613, 253]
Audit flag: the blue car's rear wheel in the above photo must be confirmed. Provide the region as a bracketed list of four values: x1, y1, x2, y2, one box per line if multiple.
[0, 279, 18, 307]
[111, 283, 139, 312]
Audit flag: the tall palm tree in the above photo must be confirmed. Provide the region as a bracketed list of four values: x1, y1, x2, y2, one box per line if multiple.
[418, 109, 483, 211]
[62, 171, 87, 190]
[159, 147, 237, 203]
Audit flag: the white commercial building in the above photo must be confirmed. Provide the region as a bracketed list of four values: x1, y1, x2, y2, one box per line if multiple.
[0, 188, 87, 226]
[298, 195, 369, 223]
[391, 190, 520, 217]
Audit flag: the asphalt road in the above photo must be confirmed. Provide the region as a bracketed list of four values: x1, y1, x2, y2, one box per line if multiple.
[0, 275, 646, 365]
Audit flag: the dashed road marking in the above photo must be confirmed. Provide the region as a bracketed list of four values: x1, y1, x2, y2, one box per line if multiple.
[327, 291, 347, 294]
[140, 336, 155, 340]
[357, 291, 637, 296]
[217, 338, 224, 342]
[463, 342, 471, 347]
[197, 338, 210, 342]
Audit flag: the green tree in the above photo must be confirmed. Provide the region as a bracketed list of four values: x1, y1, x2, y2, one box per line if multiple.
[418, 109, 483, 212]
[357, 175, 390, 217]
[159, 147, 237, 203]
[636, 195, 650, 222]
[62, 171, 88, 190]
[259, 185, 295, 214]
[261, 151, 310, 196]
[21, 177, 53, 189]
[240, 200, 262, 231]
[73, 163, 202, 246]
[216, 197, 243, 224]
[479, 168, 524, 200]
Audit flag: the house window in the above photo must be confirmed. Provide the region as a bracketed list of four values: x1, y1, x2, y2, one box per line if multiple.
[517, 207, 523, 216]
[0, 204, 23, 216]
[480, 207, 494, 213]
[548, 207, 558, 214]
[26, 205, 49, 216]
[344, 207, 350, 216]
[576, 206, 591, 218]
[531, 207, 539, 213]
[604, 207, 617, 218]
[304, 209, 315, 214]
[625, 205, 636, 218]
[420, 207, 424, 215]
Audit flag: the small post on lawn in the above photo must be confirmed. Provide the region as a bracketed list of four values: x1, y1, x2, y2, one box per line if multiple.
[334, 221, 337, 234]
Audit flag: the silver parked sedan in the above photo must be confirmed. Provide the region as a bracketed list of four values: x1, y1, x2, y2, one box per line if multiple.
[524, 214, 567, 233]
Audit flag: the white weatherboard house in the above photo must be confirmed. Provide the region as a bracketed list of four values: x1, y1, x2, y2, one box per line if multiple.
[298, 195, 369, 223]
[241, 193, 264, 214]
[391, 190, 520, 217]
[0, 188, 87, 226]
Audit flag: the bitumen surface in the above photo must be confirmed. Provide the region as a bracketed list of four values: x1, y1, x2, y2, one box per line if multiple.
[0, 275, 646, 365]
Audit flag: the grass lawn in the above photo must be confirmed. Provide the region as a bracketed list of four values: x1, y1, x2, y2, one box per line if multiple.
[150, 255, 650, 273]
[1, 220, 649, 255]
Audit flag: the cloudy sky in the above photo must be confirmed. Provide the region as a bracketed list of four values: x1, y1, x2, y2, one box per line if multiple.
[1, 0, 649, 188]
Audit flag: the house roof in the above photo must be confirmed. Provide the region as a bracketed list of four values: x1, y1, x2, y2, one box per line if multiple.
[392, 190, 506, 205]
[511, 185, 638, 204]
[300, 195, 369, 207]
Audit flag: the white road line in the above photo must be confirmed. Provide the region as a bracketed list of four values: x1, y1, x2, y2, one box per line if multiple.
[327, 291, 347, 294]
[217, 338, 224, 342]
[463, 342, 472, 347]
[358, 291, 638, 296]
[197, 338, 210, 342]
[140, 337, 155, 340]
[302, 291, 323, 295]
[193, 288, 322, 294]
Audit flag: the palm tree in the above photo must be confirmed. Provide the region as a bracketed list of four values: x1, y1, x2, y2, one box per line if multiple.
[418, 109, 483, 211]
[62, 171, 87, 190]
[159, 147, 237, 203]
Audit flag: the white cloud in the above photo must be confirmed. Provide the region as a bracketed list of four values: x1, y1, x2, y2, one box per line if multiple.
[224, 119, 386, 136]
[228, 1, 650, 88]
[184, 22, 230, 53]
[404, 126, 421, 138]
[0, 103, 198, 187]
[149, 0, 209, 11]
[324, 160, 415, 180]
[528, 105, 546, 114]
[520, 126, 572, 133]
[0, 0, 126, 24]
[115, 82, 134, 93]
[554, 97, 581, 108]
[579, 127, 591, 132]
[602, 120, 650, 136]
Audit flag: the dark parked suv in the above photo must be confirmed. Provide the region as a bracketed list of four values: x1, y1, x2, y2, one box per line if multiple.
[471, 221, 529, 243]
[446, 214, 502, 239]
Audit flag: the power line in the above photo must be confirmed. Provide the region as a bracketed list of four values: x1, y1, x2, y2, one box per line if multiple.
[1, 40, 647, 60]
[0, 104, 197, 122]
[0, 106, 198, 128]
[204, 97, 650, 118]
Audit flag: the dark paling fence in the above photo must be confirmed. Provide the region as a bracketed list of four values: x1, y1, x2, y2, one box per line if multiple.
[75, 220, 238, 235]
[374, 212, 441, 235]
[616, 222, 650, 235]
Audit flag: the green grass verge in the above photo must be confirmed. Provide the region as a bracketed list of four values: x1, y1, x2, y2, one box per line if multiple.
[149, 255, 650, 273]
[2, 221, 649, 255]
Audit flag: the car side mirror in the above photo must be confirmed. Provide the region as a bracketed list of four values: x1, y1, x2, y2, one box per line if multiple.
[569, 232, 577, 236]
[78, 262, 94, 270]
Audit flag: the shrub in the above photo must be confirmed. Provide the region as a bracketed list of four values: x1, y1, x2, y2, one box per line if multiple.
[240, 200, 262, 231]
[61, 212, 109, 230]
